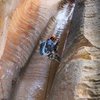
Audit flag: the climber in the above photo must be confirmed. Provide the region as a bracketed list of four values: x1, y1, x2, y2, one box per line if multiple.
[40, 35, 59, 55]
[40, 35, 59, 59]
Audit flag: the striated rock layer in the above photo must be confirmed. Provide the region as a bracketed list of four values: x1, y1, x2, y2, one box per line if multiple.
[48, 0, 100, 100]
[0, 0, 60, 99]
[0, 0, 100, 100]
[12, 2, 75, 100]
[0, 0, 20, 58]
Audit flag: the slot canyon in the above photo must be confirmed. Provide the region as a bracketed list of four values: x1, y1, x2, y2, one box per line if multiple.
[0, 0, 100, 100]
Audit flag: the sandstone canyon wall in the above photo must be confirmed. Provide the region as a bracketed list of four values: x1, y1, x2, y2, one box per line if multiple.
[0, 0, 100, 100]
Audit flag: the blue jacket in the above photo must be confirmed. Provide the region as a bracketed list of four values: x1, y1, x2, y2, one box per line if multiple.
[40, 39, 56, 55]
[46, 39, 55, 52]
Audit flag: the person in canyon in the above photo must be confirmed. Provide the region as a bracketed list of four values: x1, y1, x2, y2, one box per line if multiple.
[40, 35, 60, 61]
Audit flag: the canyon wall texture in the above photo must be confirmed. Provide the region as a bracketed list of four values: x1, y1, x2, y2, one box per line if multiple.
[48, 0, 100, 100]
[0, 0, 61, 99]
[0, 0, 100, 100]
[0, 0, 20, 58]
